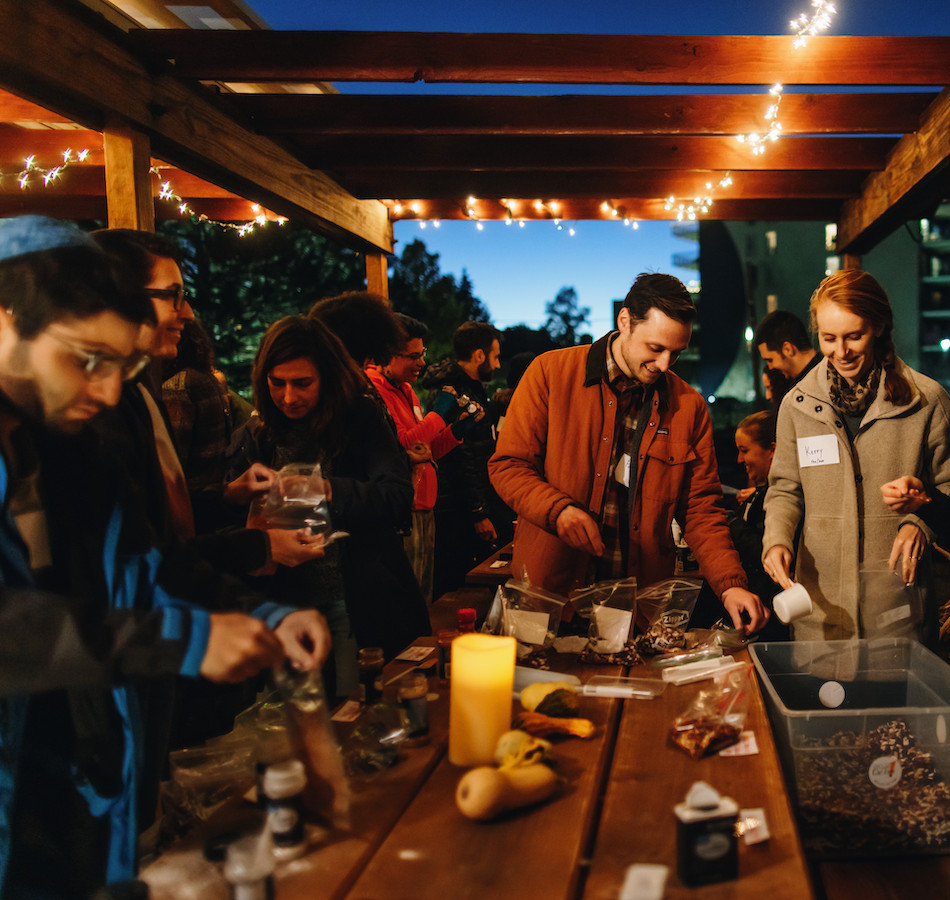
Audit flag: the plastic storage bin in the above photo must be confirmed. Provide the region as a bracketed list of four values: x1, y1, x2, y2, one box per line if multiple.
[750, 638, 950, 857]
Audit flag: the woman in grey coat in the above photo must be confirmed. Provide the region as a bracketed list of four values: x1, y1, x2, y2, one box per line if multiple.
[762, 269, 950, 642]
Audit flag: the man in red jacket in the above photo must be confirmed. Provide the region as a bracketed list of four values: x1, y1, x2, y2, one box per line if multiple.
[366, 314, 481, 603]
[488, 273, 768, 635]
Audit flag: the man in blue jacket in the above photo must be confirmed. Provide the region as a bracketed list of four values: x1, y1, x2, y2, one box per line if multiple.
[0, 216, 325, 898]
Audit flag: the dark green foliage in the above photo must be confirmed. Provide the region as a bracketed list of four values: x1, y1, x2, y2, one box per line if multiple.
[157, 219, 364, 393]
[388, 239, 490, 364]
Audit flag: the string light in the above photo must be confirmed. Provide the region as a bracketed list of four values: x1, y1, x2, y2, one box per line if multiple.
[792, 0, 837, 47]
[0, 147, 90, 191]
[666, 0, 837, 217]
[151, 167, 286, 235]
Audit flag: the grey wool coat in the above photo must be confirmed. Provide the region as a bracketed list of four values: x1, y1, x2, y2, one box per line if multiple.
[763, 357, 950, 642]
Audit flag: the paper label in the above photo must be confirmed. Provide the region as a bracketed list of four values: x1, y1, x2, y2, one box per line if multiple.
[394, 646, 434, 662]
[719, 730, 759, 757]
[869, 754, 902, 790]
[504, 608, 550, 645]
[877, 604, 912, 628]
[593, 605, 633, 652]
[614, 452, 631, 487]
[797, 434, 840, 468]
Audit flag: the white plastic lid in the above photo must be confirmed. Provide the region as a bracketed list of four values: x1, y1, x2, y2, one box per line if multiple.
[262, 758, 306, 798]
[224, 834, 275, 882]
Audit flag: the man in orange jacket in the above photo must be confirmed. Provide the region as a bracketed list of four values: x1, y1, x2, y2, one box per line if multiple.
[488, 272, 768, 635]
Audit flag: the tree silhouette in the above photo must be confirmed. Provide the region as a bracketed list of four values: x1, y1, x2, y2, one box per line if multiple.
[544, 286, 591, 347]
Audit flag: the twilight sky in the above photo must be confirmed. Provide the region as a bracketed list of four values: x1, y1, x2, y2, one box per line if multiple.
[248, 1, 950, 334]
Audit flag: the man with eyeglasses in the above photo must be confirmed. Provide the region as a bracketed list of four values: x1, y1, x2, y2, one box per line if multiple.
[366, 313, 481, 604]
[0, 216, 307, 897]
[489, 272, 769, 636]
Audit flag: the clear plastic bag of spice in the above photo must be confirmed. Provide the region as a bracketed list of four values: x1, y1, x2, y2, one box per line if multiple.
[273, 664, 351, 830]
[637, 577, 703, 653]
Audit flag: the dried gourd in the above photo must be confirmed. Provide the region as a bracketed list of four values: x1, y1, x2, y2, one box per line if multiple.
[456, 764, 558, 820]
[535, 688, 580, 718]
[514, 711, 596, 739]
[494, 730, 552, 769]
[519, 681, 577, 712]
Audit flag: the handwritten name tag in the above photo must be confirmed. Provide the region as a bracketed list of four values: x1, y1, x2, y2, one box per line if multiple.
[797, 434, 840, 468]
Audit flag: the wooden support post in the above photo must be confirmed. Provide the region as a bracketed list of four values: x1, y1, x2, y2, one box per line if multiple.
[102, 122, 155, 231]
[366, 251, 390, 299]
[842, 253, 862, 269]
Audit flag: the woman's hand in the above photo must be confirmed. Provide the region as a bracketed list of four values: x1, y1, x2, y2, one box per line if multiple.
[266, 527, 326, 567]
[736, 486, 755, 504]
[888, 523, 927, 585]
[762, 545, 794, 590]
[881, 476, 930, 515]
[225, 462, 277, 505]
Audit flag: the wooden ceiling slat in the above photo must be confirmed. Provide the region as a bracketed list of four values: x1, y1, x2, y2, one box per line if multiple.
[129, 32, 950, 86]
[340, 169, 868, 201]
[231, 91, 937, 137]
[301, 135, 893, 172]
[394, 197, 842, 221]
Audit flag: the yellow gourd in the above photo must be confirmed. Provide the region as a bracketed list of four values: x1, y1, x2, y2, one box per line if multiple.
[455, 764, 558, 821]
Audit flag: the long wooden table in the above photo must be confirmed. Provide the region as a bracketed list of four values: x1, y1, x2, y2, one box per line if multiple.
[143, 643, 815, 899]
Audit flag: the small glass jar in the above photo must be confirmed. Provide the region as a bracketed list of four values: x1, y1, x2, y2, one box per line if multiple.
[357, 647, 385, 705]
[397, 671, 430, 745]
[436, 628, 459, 682]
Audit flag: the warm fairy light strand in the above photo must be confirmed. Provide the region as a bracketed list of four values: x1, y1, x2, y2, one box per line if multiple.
[151, 167, 286, 235]
[737, 1, 838, 153]
[0, 148, 90, 191]
[791, 0, 837, 47]
[664, 0, 838, 220]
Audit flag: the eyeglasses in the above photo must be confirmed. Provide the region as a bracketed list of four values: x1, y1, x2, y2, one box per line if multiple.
[48, 331, 151, 382]
[396, 350, 426, 362]
[147, 286, 192, 312]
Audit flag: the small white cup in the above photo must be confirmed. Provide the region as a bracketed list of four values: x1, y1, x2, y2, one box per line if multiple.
[773, 582, 812, 624]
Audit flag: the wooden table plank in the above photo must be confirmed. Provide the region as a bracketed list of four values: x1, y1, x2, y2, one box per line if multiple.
[144, 642, 451, 900]
[464, 541, 513, 587]
[582, 653, 815, 900]
[343, 655, 623, 900]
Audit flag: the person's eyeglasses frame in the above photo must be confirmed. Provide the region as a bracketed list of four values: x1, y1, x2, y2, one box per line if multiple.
[147, 285, 192, 312]
[48, 330, 151, 382]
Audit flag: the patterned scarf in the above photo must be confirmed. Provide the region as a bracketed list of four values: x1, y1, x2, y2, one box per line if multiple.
[827, 360, 882, 416]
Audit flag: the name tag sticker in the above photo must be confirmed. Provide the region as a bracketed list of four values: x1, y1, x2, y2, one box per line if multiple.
[614, 452, 631, 487]
[797, 434, 840, 468]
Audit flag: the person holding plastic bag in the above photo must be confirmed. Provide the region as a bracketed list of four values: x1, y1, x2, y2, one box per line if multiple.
[228, 317, 429, 694]
[763, 269, 950, 642]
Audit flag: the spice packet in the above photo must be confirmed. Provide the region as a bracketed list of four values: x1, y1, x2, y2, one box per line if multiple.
[669, 664, 752, 759]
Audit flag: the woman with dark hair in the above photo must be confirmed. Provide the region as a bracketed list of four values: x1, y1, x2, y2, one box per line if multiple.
[229, 316, 429, 688]
[763, 269, 950, 642]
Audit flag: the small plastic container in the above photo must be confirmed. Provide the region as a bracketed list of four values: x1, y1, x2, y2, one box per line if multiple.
[262, 759, 307, 860]
[581, 675, 666, 700]
[223, 833, 275, 900]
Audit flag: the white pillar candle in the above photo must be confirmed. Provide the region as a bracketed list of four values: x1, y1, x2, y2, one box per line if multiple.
[449, 634, 516, 766]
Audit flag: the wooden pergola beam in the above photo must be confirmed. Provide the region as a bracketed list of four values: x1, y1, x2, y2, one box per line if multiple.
[389, 197, 841, 222]
[231, 91, 937, 137]
[303, 135, 892, 173]
[348, 169, 867, 201]
[838, 87, 950, 254]
[0, 0, 391, 253]
[129, 32, 950, 86]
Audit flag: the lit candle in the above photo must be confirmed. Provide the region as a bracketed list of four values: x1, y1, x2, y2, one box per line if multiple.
[449, 634, 516, 766]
